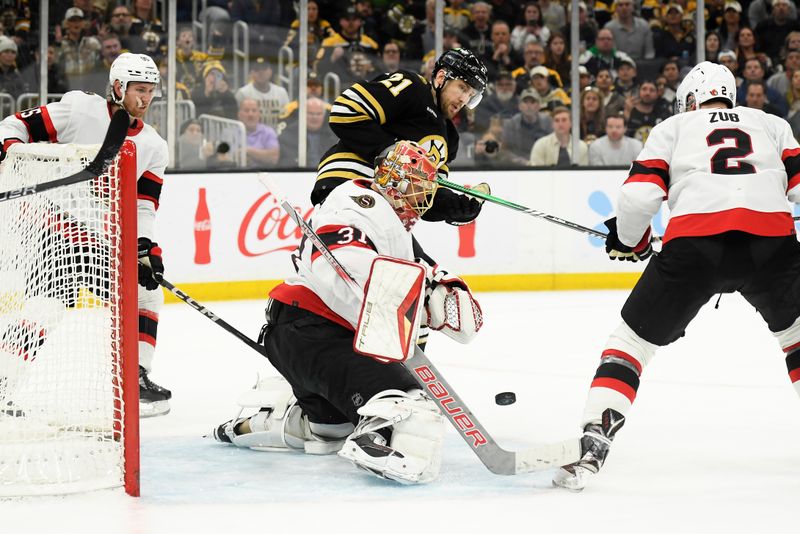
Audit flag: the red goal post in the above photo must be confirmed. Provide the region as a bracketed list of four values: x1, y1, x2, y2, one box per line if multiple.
[0, 140, 139, 496]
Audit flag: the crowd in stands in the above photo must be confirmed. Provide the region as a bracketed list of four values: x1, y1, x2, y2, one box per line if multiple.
[1, 0, 800, 169]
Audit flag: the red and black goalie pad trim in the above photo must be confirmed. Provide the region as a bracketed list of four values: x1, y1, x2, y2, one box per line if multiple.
[625, 159, 670, 196]
[139, 309, 159, 347]
[590, 354, 641, 403]
[311, 224, 377, 262]
[137, 171, 163, 209]
[782, 148, 800, 192]
[785, 348, 800, 384]
[15, 106, 58, 143]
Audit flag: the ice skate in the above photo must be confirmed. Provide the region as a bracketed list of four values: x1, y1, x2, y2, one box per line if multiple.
[139, 366, 171, 417]
[553, 408, 625, 491]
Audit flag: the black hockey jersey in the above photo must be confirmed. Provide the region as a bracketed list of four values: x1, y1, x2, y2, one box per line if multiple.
[312, 70, 460, 205]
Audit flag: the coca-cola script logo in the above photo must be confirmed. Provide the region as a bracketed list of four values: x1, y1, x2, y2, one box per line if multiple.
[238, 192, 314, 257]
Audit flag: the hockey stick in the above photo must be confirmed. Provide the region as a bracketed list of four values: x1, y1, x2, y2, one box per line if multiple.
[437, 177, 608, 239]
[0, 109, 130, 203]
[156, 275, 265, 355]
[266, 180, 579, 475]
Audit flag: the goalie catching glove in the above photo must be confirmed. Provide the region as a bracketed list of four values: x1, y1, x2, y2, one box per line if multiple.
[425, 269, 483, 343]
[137, 237, 164, 290]
[604, 217, 653, 262]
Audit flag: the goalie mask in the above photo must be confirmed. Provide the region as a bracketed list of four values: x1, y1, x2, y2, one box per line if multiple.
[372, 141, 438, 231]
[108, 52, 162, 105]
[675, 61, 735, 113]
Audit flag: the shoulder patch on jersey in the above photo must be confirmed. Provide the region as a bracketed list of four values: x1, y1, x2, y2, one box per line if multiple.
[351, 194, 376, 209]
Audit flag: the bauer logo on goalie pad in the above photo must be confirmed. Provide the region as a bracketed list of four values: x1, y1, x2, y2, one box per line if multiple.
[354, 257, 426, 363]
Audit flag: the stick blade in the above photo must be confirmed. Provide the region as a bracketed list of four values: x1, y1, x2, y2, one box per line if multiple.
[86, 109, 129, 176]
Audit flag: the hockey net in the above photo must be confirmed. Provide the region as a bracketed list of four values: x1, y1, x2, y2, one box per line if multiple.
[0, 141, 139, 496]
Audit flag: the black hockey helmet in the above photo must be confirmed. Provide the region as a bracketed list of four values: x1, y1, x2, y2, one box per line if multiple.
[433, 48, 488, 109]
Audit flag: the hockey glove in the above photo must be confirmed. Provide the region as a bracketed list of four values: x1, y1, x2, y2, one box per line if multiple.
[0, 138, 23, 162]
[137, 237, 164, 290]
[604, 218, 653, 262]
[422, 186, 487, 226]
[425, 269, 483, 344]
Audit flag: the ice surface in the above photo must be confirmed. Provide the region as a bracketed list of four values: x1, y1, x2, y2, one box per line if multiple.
[2, 290, 798, 534]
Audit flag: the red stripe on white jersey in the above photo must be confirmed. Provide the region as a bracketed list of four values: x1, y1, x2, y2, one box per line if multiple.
[138, 194, 159, 209]
[782, 147, 800, 160]
[636, 158, 669, 171]
[789, 368, 800, 383]
[40, 106, 58, 143]
[663, 208, 795, 244]
[783, 340, 800, 354]
[142, 170, 164, 185]
[139, 309, 159, 322]
[139, 333, 156, 347]
[590, 377, 637, 403]
[624, 173, 668, 196]
[269, 283, 352, 330]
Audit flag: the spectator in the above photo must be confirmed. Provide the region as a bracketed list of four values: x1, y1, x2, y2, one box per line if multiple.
[56, 7, 101, 82]
[83, 32, 122, 94]
[0, 36, 30, 98]
[529, 65, 571, 112]
[283, 0, 332, 62]
[744, 79, 783, 116]
[444, 0, 472, 31]
[511, 40, 546, 93]
[596, 67, 626, 117]
[235, 56, 290, 128]
[544, 32, 571, 88]
[229, 0, 281, 26]
[530, 106, 588, 166]
[653, 3, 696, 62]
[785, 31, 800, 58]
[501, 88, 554, 165]
[26, 45, 69, 94]
[578, 65, 593, 92]
[786, 70, 800, 118]
[108, 5, 146, 54]
[315, 6, 379, 77]
[706, 0, 728, 34]
[173, 27, 209, 94]
[625, 80, 670, 143]
[580, 86, 605, 143]
[192, 61, 238, 119]
[339, 47, 378, 87]
[604, 0, 655, 61]
[706, 30, 722, 62]
[580, 28, 634, 77]
[461, 2, 493, 55]
[719, 1, 744, 52]
[510, 2, 551, 53]
[660, 60, 681, 104]
[487, 0, 516, 27]
[755, 0, 800, 64]
[475, 129, 514, 167]
[207, 141, 238, 169]
[735, 27, 770, 74]
[718, 49, 743, 86]
[158, 59, 192, 101]
[238, 98, 280, 166]
[278, 96, 336, 167]
[588, 113, 643, 166]
[474, 71, 519, 132]
[614, 56, 638, 101]
[768, 48, 800, 97]
[749, 0, 797, 31]
[130, 0, 164, 36]
[379, 41, 402, 72]
[353, 0, 380, 42]
[737, 57, 788, 116]
[407, 0, 437, 61]
[561, 1, 599, 56]
[177, 119, 215, 169]
[538, 0, 566, 35]
[482, 20, 523, 80]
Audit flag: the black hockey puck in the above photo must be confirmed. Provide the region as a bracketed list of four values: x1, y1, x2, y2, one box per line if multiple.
[495, 392, 516, 406]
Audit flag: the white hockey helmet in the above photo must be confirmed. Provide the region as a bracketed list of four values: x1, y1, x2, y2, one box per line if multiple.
[675, 61, 736, 113]
[108, 53, 161, 104]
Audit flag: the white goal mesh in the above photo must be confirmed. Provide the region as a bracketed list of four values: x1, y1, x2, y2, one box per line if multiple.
[0, 142, 138, 496]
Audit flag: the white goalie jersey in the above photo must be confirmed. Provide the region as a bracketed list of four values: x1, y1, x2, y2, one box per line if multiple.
[617, 106, 800, 246]
[270, 180, 416, 329]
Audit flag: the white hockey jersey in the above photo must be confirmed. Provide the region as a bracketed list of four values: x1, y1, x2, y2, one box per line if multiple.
[617, 106, 800, 246]
[270, 180, 416, 330]
[0, 91, 169, 240]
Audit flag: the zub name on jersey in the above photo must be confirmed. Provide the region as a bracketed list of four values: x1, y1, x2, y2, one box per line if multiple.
[709, 111, 740, 123]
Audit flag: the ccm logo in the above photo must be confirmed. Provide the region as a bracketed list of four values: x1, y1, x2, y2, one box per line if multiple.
[413, 365, 488, 448]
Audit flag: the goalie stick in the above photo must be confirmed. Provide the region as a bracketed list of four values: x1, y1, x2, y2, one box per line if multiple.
[263, 176, 580, 475]
[0, 109, 130, 204]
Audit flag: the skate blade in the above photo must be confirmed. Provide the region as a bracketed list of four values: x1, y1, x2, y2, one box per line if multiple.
[140, 400, 170, 418]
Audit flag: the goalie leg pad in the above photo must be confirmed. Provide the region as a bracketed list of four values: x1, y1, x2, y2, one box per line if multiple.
[338, 389, 444, 484]
[426, 281, 483, 344]
[581, 321, 657, 426]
